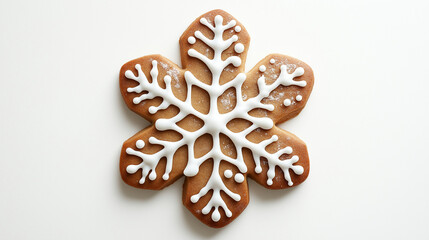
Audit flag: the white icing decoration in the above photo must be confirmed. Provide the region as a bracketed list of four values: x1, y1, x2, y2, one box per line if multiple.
[234, 173, 244, 183]
[296, 95, 302, 101]
[259, 65, 266, 72]
[284, 99, 291, 106]
[267, 155, 303, 186]
[270, 58, 275, 64]
[234, 43, 244, 53]
[188, 36, 196, 44]
[123, 14, 307, 222]
[234, 26, 241, 32]
[224, 170, 233, 178]
[136, 140, 145, 149]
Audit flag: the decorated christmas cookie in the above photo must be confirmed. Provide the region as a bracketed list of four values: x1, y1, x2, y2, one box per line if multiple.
[119, 9, 314, 228]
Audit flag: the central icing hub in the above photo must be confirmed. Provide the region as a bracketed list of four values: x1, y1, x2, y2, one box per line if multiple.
[203, 113, 225, 134]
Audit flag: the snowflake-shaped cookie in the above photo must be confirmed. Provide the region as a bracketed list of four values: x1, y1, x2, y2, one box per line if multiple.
[119, 10, 314, 228]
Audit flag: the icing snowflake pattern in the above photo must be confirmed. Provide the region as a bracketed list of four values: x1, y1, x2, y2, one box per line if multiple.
[119, 10, 314, 227]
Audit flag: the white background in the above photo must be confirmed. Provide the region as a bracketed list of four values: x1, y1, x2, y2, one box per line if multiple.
[1, 0, 428, 239]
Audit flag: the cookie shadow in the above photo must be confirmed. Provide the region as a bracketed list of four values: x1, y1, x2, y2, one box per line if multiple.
[179, 179, 297, 236]
[181, 202, 221, 237]
[247, 178, 298, 202]
[116, 162, 160, 201]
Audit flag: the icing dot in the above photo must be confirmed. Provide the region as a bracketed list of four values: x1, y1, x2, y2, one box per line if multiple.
[214, 15, 223, 25]
[283, 99, 291, 106]
[259, 65, 266, 72]
[149, 171, 156, 181]
[148, 106, 157, 114]
[296, 95, 303, 101]
[190, 195, 198, 203]
[126, 165, 139, 174]
[224, 170, 233, 178]
[234, 43, 244, 53]
[188, 36, 196, 44]
[295, 67, 305, 76]
[234, 26, 241, 32]
[285, 146, 293, 154]
[230, 56, 241, 67]
[164, 75, 171, 83]
[234, 173, 244, 183]
[162, 173, 169, 180]
[212, 210, 221, 222]
[136, 140, 145, 149]
[294, 166, 304, 175]
[270, 58, 275, 64]
[202, 206, 210, 214]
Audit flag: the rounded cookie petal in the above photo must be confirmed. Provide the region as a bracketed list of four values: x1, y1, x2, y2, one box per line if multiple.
[119, 55, 186, 123]
[183, 159, 249, 228]
[244, 54, 314, 124]
[120, 126, 187, 190]
[179, 9, 250, 86]
[244, 126, 310, 189]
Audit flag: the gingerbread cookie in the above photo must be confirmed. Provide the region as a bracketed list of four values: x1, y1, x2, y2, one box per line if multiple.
[119, 9, 314, 228]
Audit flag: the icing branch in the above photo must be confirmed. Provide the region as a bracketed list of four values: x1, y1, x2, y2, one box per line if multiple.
[126, 138, 185, 182]
[219, 73, 246, 93]
[187, 50, 212, 68]
[184, 129, 246, 221]
[195, 16, 237, 53]
[184, 71, 211, 90]
[125, 60, 210, 183]
[278, 65, 307, 87]
[220, 65, 308, 186]
[190, 161, 241, 222]
[188, 16, 241, 82]
[183, 15, 247, 222]
[226, 65, 307, 126]
[125, 60, 205, 119]
[266, 154, 304, 186]
[223, 127, 303, 186]
[199, 17, 215, 31]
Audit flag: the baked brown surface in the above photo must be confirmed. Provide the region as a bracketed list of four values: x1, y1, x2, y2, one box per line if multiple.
[119, 9, 314, 228]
